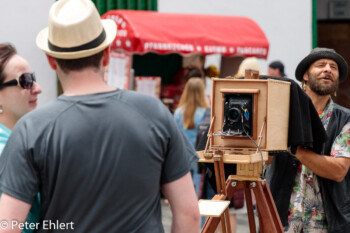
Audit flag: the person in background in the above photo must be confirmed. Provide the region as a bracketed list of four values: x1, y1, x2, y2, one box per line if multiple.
[174, 77, 209, 149]
[267, 60, 286, 77]
[185, 66, 212, 104]
[0, 0, 200, 232]
[0, 43, 42, 233]
[269, 48, 350, 233]
[184, 66, 205, 83]
[174, 77, 210, 190]
[234, 57, 263, 79]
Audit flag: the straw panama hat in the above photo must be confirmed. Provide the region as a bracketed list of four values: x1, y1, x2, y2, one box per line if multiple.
[36, 0, 117, 59]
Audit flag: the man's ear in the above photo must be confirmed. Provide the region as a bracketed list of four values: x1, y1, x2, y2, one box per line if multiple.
[102, 47, 111, 67]
[303, 72, 309, 82]
[46, 54, 57, 70]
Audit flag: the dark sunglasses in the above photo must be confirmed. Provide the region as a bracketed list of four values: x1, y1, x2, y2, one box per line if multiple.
[0, 73, 36, 90]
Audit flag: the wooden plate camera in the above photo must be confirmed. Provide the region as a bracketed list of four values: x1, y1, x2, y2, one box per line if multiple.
[198, 70, 290, 233]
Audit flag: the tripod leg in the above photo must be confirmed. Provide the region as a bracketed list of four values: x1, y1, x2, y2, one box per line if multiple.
[201, 216, 220, 233]
[201, 194, 227, 233]
[253, 182, 283, 233]
[224, 208, 231, 233]
[220, 215, 227, 233]
[245, 182, 257, 233]
[214, 161, 222, 193]
[258, 214, 264, 233]
[262, 182, 284, 232]
[201, 209, 230, 233]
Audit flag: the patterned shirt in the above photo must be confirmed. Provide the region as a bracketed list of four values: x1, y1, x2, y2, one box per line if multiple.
[285, 99, 350, 233]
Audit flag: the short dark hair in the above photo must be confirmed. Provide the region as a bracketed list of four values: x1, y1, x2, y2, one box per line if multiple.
[55, 50, 104, 74]
[0, 43, 17, 84]
[269, 60, 285, 76]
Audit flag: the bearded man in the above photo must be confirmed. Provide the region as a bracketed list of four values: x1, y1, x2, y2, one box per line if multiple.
[268, 48, 350, 233]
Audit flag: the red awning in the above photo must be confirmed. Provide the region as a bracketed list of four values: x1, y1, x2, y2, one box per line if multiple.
[102, 10, 269, 59]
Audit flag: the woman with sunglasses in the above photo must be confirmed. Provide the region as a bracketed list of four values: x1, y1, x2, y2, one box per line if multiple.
[0, 43, 42, 232]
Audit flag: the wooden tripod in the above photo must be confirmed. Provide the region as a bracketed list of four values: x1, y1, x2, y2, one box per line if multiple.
[198, 150, 283, 233]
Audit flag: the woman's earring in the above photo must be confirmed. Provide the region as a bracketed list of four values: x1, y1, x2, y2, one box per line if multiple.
[334, 91, 337, 97]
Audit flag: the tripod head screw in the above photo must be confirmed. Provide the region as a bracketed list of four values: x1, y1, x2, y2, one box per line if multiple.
[231, 182, 237, 187]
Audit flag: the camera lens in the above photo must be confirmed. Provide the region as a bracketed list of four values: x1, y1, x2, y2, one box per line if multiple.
[228, 107, 241, 122]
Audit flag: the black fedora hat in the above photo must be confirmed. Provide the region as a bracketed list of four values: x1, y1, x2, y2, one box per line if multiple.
[295, 47, 348, 83]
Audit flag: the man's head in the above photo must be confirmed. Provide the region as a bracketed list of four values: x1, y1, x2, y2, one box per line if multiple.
[295, 48, 348, 96]
[36, 0, 117, 72]
[268, 61, 285, 77]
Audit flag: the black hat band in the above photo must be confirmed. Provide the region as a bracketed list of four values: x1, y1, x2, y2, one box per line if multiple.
[48, 29, 106, 53]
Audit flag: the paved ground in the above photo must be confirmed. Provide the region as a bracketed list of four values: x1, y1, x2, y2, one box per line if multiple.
[161, 199, 257, 233]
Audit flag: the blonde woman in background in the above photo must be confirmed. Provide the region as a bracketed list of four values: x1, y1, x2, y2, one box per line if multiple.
[174, 77, 210, 196]
[174, 77, 210, 147]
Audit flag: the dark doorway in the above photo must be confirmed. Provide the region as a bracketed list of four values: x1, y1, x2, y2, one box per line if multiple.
[132, 53, 183, 85]
[318, 20, 350, 109]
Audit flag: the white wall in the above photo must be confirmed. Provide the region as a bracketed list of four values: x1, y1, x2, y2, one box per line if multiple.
[0, 0, 311, 104]
[0, 1, 57, 107]
[159, 0, 312, 81]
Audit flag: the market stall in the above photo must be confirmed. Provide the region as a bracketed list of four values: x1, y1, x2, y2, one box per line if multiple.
[101, 10, 269, 105]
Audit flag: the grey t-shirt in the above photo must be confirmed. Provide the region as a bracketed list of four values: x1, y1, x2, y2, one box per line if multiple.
[0, 90, 197, 233]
